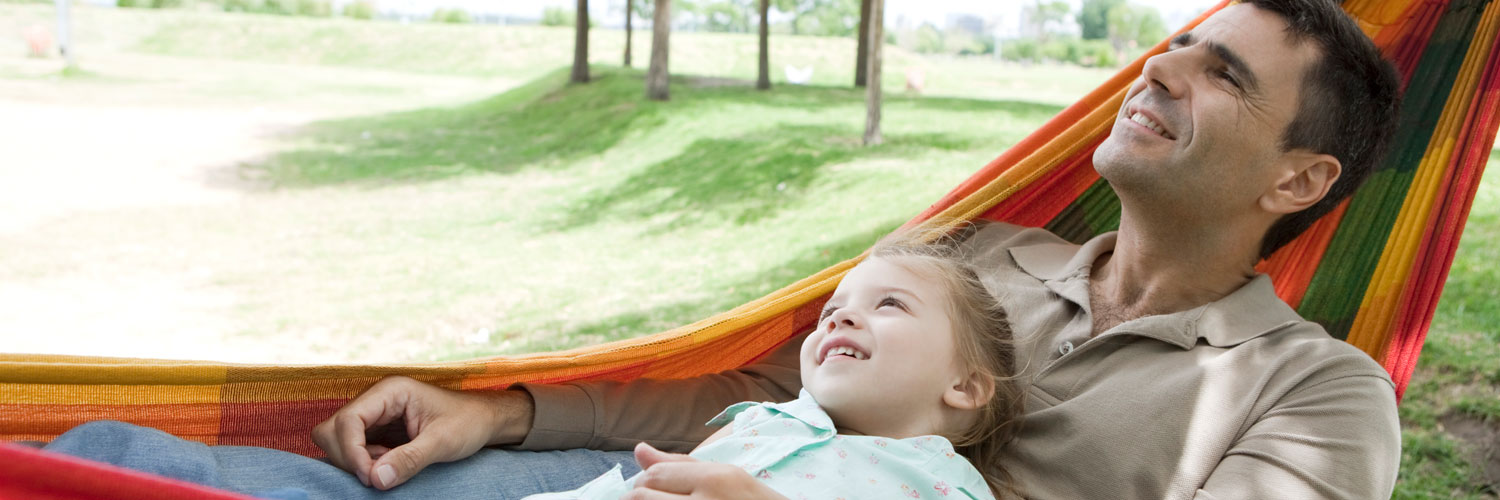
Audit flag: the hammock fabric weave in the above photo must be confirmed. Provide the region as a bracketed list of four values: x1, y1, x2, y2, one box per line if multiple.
[2, 0, 1495, 469]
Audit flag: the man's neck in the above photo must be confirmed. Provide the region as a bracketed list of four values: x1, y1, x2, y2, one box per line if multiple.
[1087, 215, 1262, 335]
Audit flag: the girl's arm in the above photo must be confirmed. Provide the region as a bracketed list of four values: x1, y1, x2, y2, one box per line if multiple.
[690, 423, 735, 453]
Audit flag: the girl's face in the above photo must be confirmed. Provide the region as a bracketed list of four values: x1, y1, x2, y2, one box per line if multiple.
[799, 256, 971, 438]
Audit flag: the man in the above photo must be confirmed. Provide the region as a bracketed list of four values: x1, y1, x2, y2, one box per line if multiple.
[49, 0, 1403, 498]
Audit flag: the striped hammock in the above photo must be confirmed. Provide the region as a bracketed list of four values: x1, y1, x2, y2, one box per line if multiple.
[3, 0, 1496, 461]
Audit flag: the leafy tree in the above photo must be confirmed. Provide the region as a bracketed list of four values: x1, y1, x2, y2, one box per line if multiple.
[1107, 3, 1166, 50]
[1022, 0, 1070, 42]
[572, 0, 589, 83]
[854, 0, 870, 86]
[342, 0, 375, 20]
[692, 0, 754, 32]
[911, 23, 944, 54]
[647, 0, 671, 100]
[863, 0, 883, 145]
[757, 0, 770, 90]
[624, 0, 634, 66]
[541, 7, 572, 26]
[774, 0, 859, 36]
[1079, 0, 1124, 40]
[430, 8, 470, 23]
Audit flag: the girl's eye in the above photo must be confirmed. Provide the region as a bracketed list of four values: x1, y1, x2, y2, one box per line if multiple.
[878, 297, 905, 310]
[819, 306, 838, 322]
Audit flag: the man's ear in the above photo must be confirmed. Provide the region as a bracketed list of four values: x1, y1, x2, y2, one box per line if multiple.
[1260, 152, 1341, 215]
[943, 372, 995, 411]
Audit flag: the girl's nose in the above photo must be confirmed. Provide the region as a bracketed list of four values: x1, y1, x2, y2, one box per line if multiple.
[827, 308, 862, 330]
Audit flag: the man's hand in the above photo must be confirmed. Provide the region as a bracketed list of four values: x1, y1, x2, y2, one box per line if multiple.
[623, 443, 789, 500]
[311, 376, 534, 490]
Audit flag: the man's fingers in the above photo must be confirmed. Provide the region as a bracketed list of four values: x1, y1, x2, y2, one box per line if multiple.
[633, 442, 695, 470]
[367, 444, 391, 460]
[333, 412, 375, 486]
[369, 435, 437, 490]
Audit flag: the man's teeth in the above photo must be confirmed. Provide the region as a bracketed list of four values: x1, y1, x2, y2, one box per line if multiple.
[1130, 112, 1171, 138]
[827, 346, 867, 360]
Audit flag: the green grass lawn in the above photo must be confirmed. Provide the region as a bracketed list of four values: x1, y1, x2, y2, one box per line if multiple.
[1, 4, 1496, 495]
[1393, 151, 1500, 499]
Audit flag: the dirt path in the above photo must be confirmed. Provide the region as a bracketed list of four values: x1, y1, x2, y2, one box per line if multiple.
[0, 51, 508, 362]
[0, 99, 287, 234]
[0, 98, 311, 361]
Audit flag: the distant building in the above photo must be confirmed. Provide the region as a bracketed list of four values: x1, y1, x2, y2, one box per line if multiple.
[945, 13, 985, 37]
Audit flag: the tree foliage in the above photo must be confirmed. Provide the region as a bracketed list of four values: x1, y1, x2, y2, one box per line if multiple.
[684, 0, 755, 32]
[1106, 3, 1166, 49]
[1079, 0, 1124, 40]
[773, 0, 860, 36]
[1022, 0, 1071, 41]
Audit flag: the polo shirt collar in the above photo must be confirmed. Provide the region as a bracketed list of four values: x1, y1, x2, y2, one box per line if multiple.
[1007, 231, 1304, 349]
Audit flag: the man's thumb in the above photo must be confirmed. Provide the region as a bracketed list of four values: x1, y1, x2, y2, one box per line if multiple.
[633, 441, 694, 470]
[370, 442, 429, 490]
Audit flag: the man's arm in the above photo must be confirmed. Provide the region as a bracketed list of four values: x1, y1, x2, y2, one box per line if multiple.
[514, 332, 806, 453]
[1194, 371, 1400, 499]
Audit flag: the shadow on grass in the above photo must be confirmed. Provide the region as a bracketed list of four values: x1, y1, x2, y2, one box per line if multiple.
[559, 124, 973, 230]
[248, 66, 1063, 188]
[431, 217, 905, 360]
[249, 68, 667, 186]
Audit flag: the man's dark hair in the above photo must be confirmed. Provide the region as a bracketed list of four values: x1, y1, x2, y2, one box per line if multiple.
[1247, 0, 1403, 259]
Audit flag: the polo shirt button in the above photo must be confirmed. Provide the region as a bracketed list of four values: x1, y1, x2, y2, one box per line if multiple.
[1059, 341, 1074, 356]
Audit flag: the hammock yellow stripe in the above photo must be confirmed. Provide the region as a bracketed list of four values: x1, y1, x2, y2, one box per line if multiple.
[1347, 0, 1500, 355]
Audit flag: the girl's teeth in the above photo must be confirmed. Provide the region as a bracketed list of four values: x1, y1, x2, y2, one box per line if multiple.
[826, 346, 867, 360]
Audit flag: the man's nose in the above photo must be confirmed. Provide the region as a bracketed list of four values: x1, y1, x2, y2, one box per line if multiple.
[1141, 50, 1188, 99]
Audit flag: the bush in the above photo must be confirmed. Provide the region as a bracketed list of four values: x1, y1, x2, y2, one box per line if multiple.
[540, 6, 572, 27]
[431, 8, 470, 24]
[999, 39, 1039, 63]
[220, 0, 329, 16]
[999, 37, 1117, 67]
[117, 0, 183, 8]
[293, 0, 331, 17]
[1075, 39, 1116, 67]
[342, 0, 375, 20]
[221, 0, 259, 12]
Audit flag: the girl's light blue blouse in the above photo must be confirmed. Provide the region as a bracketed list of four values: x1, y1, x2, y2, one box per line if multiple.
[525, 389, 995, 500]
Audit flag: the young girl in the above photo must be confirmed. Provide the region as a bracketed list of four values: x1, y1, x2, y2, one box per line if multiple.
[529, 225, 1023, 500]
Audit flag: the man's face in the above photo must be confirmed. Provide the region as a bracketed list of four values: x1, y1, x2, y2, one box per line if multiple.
[1093, 4, 1320, 221]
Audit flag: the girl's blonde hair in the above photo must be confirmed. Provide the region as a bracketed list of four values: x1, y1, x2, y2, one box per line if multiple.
[866, 221, 1023, 499]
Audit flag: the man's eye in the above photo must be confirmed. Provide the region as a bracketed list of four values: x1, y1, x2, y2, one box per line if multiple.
[1216, 70, 1240, 88]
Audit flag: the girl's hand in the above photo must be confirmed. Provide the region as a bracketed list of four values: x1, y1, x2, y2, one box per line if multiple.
[624, 443, 790, 500]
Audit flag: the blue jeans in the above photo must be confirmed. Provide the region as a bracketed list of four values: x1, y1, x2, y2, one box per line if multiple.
[42, 421, 640, 500]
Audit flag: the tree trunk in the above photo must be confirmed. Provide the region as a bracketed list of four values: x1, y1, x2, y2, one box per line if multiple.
[862, 0, 883, 146]
[646, 0, 671, 100]
[624, 0, 633, 67]
[571, 0, 589, 83]
[756, 0, 770, 90]
[854, 0, 870, 87]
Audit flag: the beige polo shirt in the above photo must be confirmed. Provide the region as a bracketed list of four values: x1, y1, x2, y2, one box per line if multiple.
[518, 223, 1400, 499]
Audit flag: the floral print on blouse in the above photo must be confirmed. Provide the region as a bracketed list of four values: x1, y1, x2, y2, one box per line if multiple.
[525, 389, 995, 500]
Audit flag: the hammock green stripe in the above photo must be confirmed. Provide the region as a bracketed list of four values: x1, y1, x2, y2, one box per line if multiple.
[1300, 0, 1486, 339]
[1044, 178, 1122, 244]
